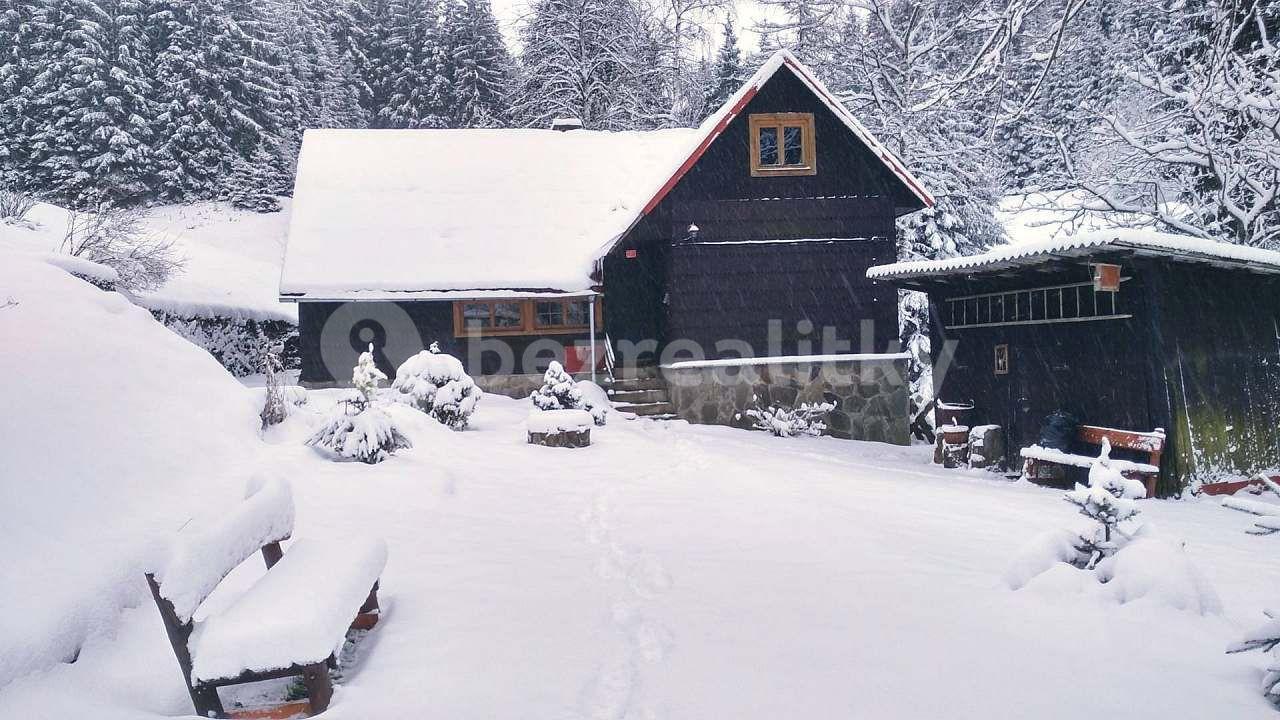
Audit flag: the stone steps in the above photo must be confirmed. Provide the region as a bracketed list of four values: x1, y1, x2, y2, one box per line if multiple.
[613, 401, 677, 418]
[604, 377, 666, 392]
[607, 388, 667, 405]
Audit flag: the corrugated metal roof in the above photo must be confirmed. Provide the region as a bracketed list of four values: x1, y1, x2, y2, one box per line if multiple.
[867, 229, 1280, 280]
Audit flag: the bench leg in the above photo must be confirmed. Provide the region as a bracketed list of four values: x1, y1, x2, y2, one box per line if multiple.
[1144, 473, 1158, 500]
[302, 662, 333, 715]
[352, 581, 381, 631]
[190, 683, 225, 718]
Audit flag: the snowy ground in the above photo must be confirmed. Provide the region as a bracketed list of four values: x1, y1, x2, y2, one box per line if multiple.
[4, 206, 1280, 718]
[1, 200, 293, 322]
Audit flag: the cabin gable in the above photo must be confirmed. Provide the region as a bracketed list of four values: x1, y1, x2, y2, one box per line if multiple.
[667, 67, 916, 217]
[601, 66, 913, 360]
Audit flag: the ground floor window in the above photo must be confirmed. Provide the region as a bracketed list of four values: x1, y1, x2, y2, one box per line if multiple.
[454, 298, 600, 337]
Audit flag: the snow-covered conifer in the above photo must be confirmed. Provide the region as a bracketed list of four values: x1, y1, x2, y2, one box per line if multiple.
[307, 344, 409, 464]
[1064, 439, 1146, 567]
[702, 19, 745, 117]
[514, 0, 668, 131]
[531, 360, 606, 425]
[443, 0, 514, 128]
[225, 143, 283, 213]
[1228, 611, 1280, 704]
[391, 343, 482, 430]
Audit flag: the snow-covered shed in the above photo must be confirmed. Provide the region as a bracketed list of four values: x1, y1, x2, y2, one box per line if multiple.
[867, 229, 1280, 493]
[281, 50, 931, 401]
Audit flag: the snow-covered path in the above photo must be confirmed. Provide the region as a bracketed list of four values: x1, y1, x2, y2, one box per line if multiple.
[3, 390, 1277, 719]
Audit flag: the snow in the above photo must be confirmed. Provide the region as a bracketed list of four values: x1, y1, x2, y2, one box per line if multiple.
[6, 233, 1280, 717]
[135, 201, 295, 323]
[663, 352, 910, 369]
[40, 253, 120, 284]
[527, 408, 594, 433]
[1096, 538, 1223, 615]
[190, 536, 387, 682]
[279, 127, 696, 298]
[0, 201, 296, 323]
[0, 245, 263, 688]
[867, 227, 1280, 280]
[1021, 444, 1160, 474]
[154, 477, 296, 622]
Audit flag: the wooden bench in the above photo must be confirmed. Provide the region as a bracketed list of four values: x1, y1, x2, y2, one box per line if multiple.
[145, 477, 387, 718]
[1021, 425, 1166, 498]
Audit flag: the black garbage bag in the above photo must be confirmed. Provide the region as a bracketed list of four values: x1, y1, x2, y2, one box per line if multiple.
[1037, 410, 1078, 451]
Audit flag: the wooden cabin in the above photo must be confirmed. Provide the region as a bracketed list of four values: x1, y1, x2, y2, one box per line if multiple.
[867, 230, 1280, 495]
[279, 50, 932, 400]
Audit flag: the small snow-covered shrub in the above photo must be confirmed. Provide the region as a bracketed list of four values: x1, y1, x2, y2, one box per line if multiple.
[391, 343, 482, 430]
[741, 397, 834, 438]
[1063, 439, 1146, 568]
[532, 361, 606, 426]
[306, 345, 411, 464]
[59, 206, 184, 292]
[1229, 612, 1280, 705]
[259, 350, 288, 428]
[0, 187, 37, 222]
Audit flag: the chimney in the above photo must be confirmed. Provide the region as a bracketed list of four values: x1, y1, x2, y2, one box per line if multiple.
[550, 117, 584, 132]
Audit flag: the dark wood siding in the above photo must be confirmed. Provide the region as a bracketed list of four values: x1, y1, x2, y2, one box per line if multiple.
[666, 68, 918, 212]
[1148, 264, 1280, 485]
[600, 66, 907, 361]
[666, 238, 899, 358]
[926, 264, 1163, 472]
[298, 300, 589, 384]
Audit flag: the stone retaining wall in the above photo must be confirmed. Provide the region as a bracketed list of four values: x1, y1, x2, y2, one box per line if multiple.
[662, 355, 911, 445]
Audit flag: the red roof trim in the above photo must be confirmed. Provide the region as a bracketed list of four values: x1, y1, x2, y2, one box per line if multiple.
[640, 86, 759, 216]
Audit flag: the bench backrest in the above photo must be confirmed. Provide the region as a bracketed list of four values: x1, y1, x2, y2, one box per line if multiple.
[1078, 425, 1165, 459]
[152, 476, 295, 623]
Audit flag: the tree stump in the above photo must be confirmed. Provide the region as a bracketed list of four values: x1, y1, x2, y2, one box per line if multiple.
[527, 409, 593, 448]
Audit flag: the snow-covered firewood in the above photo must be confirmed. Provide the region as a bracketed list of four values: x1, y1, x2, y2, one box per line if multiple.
[306, 345, 410, 464]
[742, 398, 834, 438]
[391, 343, 482, 430]
[531, 361, 606, 426]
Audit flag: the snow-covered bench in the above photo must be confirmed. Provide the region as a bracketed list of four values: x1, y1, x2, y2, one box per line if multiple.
[145, 477, 386, 718]
[1021, 425, 1165, 498]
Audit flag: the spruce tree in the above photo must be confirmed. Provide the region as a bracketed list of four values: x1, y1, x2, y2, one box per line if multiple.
[24, 0, 156, 207]
[443, 0, 514, 128]
[379, 0, 451, 129]
[702, 19, 745, 118]
[225, 142, 283, 213]
[514, 0, 666, 130]
[0, 1, 41, 190]
[146, 0, 286, 202]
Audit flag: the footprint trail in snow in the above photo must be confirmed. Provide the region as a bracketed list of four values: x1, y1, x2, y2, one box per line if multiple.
[577, 493, 674, 719]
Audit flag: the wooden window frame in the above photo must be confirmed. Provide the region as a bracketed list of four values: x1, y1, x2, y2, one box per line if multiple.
[749, 112, 817, 177]
[453, 298, 602, 338]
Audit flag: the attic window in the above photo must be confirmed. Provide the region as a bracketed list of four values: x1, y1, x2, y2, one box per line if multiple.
[749, 113, 816, 177]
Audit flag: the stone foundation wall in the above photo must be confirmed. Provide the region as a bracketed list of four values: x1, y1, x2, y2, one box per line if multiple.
[662, 356, 911, 445]
[474, 372, 598, 400]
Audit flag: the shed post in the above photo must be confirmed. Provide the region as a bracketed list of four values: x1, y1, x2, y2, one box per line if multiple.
[589, 295, 597, 385]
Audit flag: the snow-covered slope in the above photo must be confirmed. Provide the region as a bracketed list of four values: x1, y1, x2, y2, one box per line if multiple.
[0, 200, 294, 323]
[139, 201, 293, 322]
[0, 247, 264, 688]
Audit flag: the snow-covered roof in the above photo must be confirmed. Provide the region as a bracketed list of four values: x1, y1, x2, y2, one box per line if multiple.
[867, 229, 1280, 282]
[279, 127, 696, 299]
[281, 50, 932, 301]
